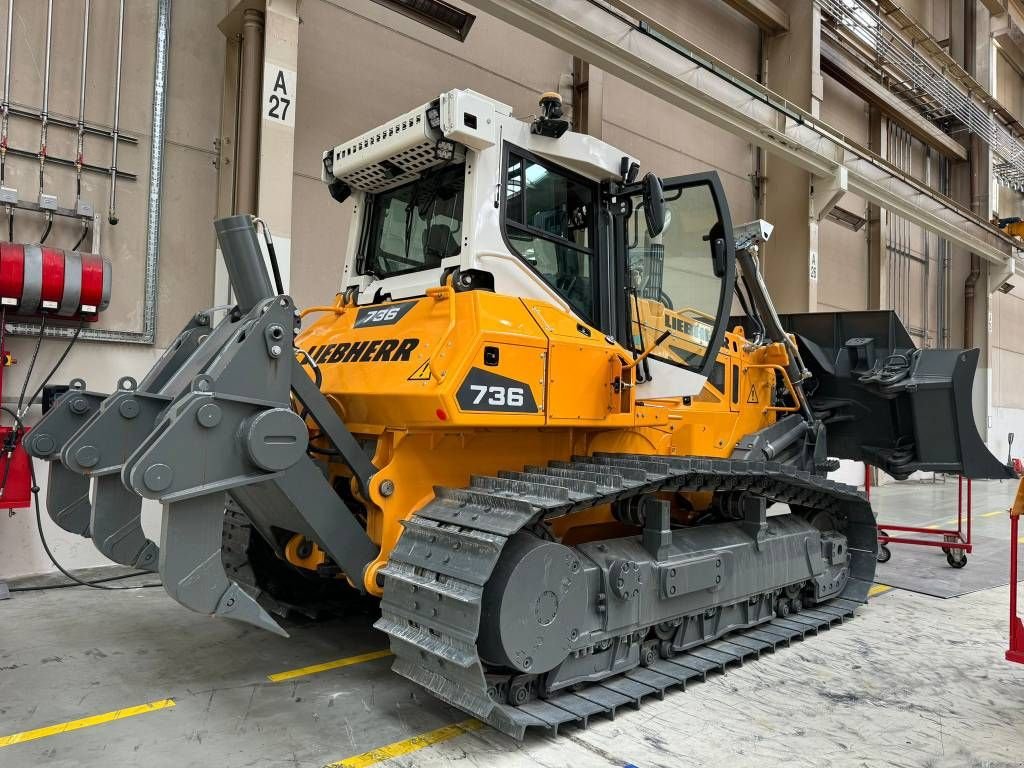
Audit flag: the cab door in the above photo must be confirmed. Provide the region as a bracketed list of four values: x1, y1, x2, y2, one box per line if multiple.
[618, 171, 736, 397]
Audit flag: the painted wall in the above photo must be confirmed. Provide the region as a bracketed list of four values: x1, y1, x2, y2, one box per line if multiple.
[818, 73, 870, 313]
[0, 0, 224, 579]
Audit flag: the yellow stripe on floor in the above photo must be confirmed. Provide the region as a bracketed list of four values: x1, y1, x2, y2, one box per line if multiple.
[267, 649, 393, 682]
[924, 519, 960, 529]
[981, 509, 1008, 518]
[326, 719, 485, 768]
[0, 698, 175, 748]
[869, 584, 893, 597]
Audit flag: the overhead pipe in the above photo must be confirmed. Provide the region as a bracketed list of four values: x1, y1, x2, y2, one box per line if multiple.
[107, 0, 124, 226]
[73, 0, 91, 250]
[37, 0, 53, 243]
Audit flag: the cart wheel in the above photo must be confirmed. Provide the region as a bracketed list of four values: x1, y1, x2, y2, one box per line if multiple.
[877, 544, 892, 563]
[946, 550, 967, 569]
[942, 535, 958, 560]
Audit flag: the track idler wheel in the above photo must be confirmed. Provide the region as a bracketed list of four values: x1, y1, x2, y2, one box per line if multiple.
[775, 597, 790, 618]
[478, 532, 588, 675]
[640, 640, 659, 667]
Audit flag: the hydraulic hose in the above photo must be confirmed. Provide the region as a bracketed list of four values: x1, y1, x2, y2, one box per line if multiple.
[735, 247, 814, 423]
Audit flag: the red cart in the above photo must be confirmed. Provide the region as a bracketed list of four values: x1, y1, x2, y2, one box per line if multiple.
[869, 466, 972, 569]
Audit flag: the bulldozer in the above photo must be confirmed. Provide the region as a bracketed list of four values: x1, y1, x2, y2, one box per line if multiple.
[25, 89, 1012, 739]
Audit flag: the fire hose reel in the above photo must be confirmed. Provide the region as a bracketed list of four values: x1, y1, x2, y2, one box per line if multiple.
[0, 242, 111, 319]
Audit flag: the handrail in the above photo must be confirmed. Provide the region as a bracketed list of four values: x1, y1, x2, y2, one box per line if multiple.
[744, 363, 800, 413]
[426, 284, 457, 383]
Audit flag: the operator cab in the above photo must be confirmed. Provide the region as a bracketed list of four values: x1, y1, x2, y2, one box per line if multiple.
[322, 89, 734, 396]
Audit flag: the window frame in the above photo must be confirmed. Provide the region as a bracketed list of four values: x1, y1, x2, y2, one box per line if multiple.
[619, 171, 736, 383]
[357, 162, 467, 280]
[500, 142, 602, 326]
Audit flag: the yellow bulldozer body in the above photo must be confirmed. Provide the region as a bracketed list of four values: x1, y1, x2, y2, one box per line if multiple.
[295, 286, 786, 593]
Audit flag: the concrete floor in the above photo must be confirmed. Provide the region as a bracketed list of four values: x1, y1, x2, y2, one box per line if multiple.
[2, 479, 1024, 768]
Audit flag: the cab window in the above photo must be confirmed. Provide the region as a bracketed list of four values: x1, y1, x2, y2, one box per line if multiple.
[626, 180, 730, 374]
[361, 163, 465, 278]
[504, 149, 597, 322]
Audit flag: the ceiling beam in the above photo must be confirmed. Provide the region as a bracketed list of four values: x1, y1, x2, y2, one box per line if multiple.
[720, 0, 789, 34]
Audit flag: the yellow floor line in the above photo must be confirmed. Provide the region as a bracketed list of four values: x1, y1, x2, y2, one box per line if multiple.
[326, 719, 484, 768]
[868, 584, 893, 597]
[267, 649, 393, 682]
[922, 519, 960, 529]
[981, 509, 1008, 518]
[0, 699, 175, 749]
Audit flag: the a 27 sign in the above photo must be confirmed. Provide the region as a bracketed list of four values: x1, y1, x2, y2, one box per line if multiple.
[263, 65, 296, 127]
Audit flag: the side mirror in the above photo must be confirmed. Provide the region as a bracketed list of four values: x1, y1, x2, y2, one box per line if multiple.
[642, 172, 666, 238]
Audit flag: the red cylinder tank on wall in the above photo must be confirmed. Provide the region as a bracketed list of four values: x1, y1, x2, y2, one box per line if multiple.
[0, 242, 111, 319]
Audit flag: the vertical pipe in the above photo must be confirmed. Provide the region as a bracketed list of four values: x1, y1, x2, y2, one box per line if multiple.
[897, 127, 903, 321]
[923, 146, 930, 346]
[35, 0, 53, 242]
[74, 0, 90, 210]
[37, 0, 52, 199]
[235, 8, 264, 215]
[0, 0, 13, 188]
[141, 0, 170, 343]
[754, 29, 767, 222]
[963, 2, 984, 353]
[886, 124, 893, 312]
[107, 0, 124, 225]
[903, 131, 909, 329]
[1, 0, 12, 242]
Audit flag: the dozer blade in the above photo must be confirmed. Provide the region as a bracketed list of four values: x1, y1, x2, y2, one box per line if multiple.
[160, 493, 288, 637]
[776, 310, 1014, 481]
